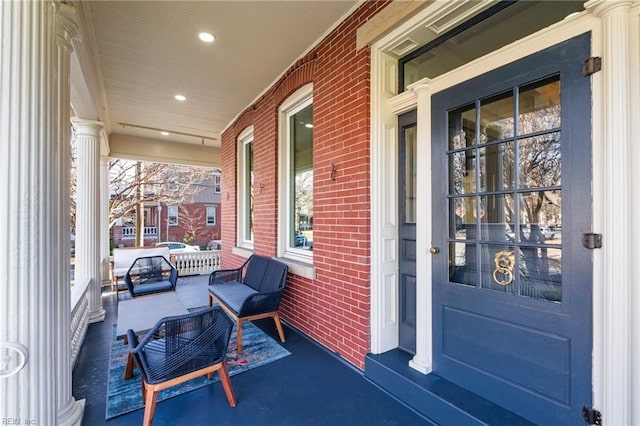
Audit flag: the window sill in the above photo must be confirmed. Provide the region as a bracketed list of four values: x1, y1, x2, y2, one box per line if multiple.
[232, 246, 253, 259]
[276, 256, 315, 280]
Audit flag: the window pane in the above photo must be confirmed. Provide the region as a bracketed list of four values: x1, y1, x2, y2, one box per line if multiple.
[518, 190, 561, 245]
[478, 142, 515, 191]
[449, 242, 476, 287]
[518, 76, 561, 136]
[449, 150, 476, 194]
[450, 197, 475, 239]
[518, 132, 561, 189]
[449, 105, 476, 150]
[404, 126, 417, 223]
[481, 91, 514, 142]
[206, 206, 216, 226]
[245, 141, 254, 241]
[519, 246, 562, 302]
[290, 103, 313, 250]
[479, 194, 515, 242]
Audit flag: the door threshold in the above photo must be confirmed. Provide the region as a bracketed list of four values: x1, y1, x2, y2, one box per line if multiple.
[364, 349, 535, 426]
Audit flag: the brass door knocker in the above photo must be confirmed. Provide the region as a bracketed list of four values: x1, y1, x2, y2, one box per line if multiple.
[493, 250, 515, 286]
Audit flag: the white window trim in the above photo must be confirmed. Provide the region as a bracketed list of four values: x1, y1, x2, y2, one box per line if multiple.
[167, 205, 179, 226]
[236, 126, 254, 250]
[206, 205, 216, 226]
[277, 83, 313, 265]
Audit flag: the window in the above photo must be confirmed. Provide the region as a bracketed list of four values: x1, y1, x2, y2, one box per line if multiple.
[206, 206, 216, 226]
[214, 174, 221, 193]
[167, 206, 178, 226]
[237, 126, 254, 249]
[278, 84, 313, 262]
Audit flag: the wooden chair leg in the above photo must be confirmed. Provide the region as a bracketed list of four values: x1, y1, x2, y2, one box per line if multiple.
[236, 319, 243, 352]
[272, 312, 286, 343]
[218, 362, 237, 407]
[142, 385, 158, 426]
[208, 293, 213, 307]
[125, 352, 135, 379]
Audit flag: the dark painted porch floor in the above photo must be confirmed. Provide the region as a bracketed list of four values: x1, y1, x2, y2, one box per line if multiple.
[72, 277, 431, 426]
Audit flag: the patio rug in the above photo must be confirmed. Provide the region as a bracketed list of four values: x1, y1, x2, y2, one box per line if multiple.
[105, 318, 291, 419]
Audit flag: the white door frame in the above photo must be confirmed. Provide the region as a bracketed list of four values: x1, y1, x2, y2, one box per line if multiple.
[368, 2, 639, 422]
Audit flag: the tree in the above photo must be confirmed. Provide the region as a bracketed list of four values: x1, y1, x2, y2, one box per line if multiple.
[108, 159, 217, 241]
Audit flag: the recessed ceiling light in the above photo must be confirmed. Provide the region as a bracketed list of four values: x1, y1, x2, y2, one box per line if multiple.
[174, 94, 186, 101]
[161, 131, 170, 136]
[199, 32, 215, 43]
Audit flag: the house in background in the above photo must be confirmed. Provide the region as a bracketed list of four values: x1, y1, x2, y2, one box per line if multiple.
[112, 174, 222, 248]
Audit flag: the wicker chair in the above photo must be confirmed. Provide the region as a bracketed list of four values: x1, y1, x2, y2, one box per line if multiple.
[127, 307, 236, 426]
[208, 255, 288, 351]
[124, 255, 178, 298]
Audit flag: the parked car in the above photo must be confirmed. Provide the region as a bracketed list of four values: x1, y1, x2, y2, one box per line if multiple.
[155, 242, 200, 254]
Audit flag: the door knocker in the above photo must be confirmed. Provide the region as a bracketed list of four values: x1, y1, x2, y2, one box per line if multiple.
[493, 250, 515, 286]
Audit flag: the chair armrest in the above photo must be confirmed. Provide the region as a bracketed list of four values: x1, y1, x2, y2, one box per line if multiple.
[238, 289, 284, 317]
[127, 329, 140, 351]
[209, 268, 243, 286]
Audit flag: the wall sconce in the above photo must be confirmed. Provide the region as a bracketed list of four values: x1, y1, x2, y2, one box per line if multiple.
[330, 163, 337, 181]
[259, 182, 265, 194]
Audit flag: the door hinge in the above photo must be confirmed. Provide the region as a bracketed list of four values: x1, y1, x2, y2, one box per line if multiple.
[582, 406, 602, 425]
[583, 57, 602, 76]
[582, 233, 603, 250]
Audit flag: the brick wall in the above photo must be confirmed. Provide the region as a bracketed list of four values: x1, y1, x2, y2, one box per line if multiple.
[220, 0, 390, 369]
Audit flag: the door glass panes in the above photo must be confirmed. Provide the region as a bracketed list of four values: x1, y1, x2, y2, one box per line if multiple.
[448, 242, 476, 286]
[446, 75, 562, 303]
[404, 126, 417, 223]
[449, 150, 476, 194]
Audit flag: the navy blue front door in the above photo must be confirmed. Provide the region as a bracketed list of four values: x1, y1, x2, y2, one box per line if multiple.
[431, 34, 592, 425]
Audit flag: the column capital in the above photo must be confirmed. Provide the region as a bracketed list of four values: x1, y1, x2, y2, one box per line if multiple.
[71, 118, 104, 134]
[55, 2, 78, 49]
[409, 81, 432, 97]
[585, 0, 635, 17]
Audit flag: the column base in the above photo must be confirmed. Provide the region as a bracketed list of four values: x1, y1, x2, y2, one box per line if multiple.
[57, 398, 85, 426]
[88, 307, 106, 323]
[409, 355, 432, 374]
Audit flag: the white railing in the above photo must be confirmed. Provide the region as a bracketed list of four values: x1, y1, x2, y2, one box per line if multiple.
[70, 277, 90, 367]
[121, 226, 158, 239]
[172, 250, 222, 276]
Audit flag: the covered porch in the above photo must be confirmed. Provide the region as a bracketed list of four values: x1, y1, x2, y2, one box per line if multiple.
[72, 277, 430, 426]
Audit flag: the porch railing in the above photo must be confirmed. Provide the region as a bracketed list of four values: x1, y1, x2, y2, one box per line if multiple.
[70, 277, 90, 367]
[172, 250, 222, 276]
[121, 226, 158, 239]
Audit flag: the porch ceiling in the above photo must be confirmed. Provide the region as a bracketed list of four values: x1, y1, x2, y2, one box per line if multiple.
[70, 0, 359, 165]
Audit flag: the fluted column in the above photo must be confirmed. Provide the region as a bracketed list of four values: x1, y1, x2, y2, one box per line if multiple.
[73, 118, 106, 323]
[409, 82, 432, 374]
[585, 1, 635, 424]
[100, 156, 111, 284]
[54, 3, 85, 425]
[0, 1, 77, 424]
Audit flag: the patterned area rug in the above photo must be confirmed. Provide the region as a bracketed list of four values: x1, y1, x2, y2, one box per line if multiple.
[106, 320, 291, 419]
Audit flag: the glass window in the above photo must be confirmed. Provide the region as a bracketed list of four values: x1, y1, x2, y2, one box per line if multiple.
[399, 1, 583, 90]
[237, 127, 254, 248]
[279, 84, 313, 261]
[214, 174, 221, 194]
[206, 206, 216, 226]
[167, 206, 178, 226]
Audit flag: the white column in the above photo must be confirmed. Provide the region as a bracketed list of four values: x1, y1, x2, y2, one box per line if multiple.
[55, 4, 85, 425]
[100, 156, 111, 284]
[0, 1, 80, 424]
[586, 1, 634, 424]
[409, 82, 432, 374]
[629, 4, 640, 425]
[73, 118, 106, 323]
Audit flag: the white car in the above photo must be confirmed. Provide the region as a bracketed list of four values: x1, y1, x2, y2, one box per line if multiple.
[155, 242, 200, 254]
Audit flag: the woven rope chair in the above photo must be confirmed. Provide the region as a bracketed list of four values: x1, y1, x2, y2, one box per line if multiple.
[124, 255, 178, 298]
[127, 307, 236, 426]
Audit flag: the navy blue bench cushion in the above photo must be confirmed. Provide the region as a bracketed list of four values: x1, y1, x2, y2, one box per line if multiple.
[132, 280, 174, 297]
[209, 281, 258, 316]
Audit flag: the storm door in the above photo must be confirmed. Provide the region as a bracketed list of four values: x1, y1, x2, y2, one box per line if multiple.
[398, 110, 417, 353]
[431, 34, 592, 424]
